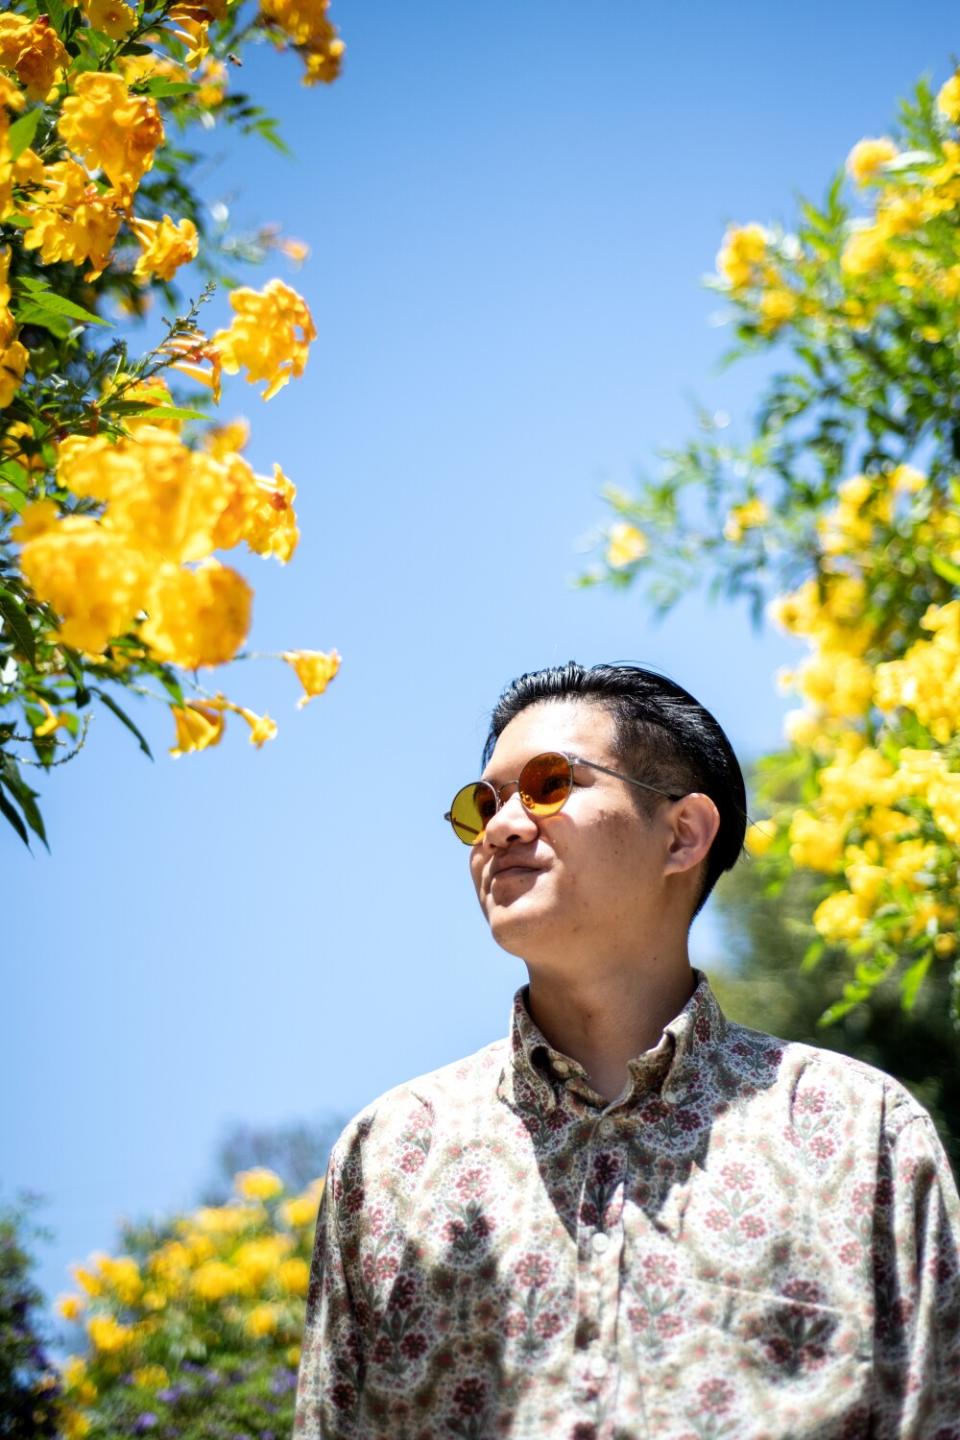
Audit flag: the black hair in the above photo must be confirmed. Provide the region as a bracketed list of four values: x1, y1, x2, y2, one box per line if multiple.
[482, 661, 747, 916]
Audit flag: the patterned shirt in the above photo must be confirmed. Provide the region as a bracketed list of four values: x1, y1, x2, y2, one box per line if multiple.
[294, 972, 960, 1439]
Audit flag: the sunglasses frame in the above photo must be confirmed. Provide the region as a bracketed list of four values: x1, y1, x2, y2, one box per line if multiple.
[444, 751, 686, 845]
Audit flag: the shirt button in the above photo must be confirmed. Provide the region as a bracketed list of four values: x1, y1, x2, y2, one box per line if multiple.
[591, 1231, 610, 1254]
[553, 1060, 570, 1077]
[598, 1118, 615, 1139]
[588, 1354, 608, 1380]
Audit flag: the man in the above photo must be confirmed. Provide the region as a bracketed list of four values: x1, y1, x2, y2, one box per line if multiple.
[295, 662, 960, 1439]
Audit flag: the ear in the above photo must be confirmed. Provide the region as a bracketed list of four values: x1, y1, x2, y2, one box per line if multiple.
[662, 793, 720, 878]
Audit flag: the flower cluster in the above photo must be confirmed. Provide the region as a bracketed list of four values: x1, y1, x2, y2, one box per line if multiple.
[587, 58, 960, 1020]
[56, 1169, 323, 1440]
[0, 0, 343, 844]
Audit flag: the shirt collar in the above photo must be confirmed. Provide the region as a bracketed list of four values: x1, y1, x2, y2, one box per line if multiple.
[498, 969, 727, 1113]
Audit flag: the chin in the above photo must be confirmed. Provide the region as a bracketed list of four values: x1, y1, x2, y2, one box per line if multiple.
[487, 901, 560, 957]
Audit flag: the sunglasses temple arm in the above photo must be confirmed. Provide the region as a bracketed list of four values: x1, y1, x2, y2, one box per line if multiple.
[577, 758, 682, 803]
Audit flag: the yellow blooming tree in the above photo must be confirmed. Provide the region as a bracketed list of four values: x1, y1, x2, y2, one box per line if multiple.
[585, 62, 960, 1024]
[54, 1168, 322, 1440]
[0, 0, 344, 848]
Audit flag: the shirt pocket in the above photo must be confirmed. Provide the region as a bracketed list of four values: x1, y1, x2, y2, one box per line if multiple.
[635, 1278, 872, 1439]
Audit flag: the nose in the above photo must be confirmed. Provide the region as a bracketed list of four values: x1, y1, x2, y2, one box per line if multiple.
[482, 787, 539, 848]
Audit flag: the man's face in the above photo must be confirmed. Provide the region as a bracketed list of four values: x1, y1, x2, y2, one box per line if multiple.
[469, 698, 672, 964]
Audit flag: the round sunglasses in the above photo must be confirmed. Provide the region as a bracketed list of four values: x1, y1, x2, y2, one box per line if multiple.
[444, 750, 685, 845]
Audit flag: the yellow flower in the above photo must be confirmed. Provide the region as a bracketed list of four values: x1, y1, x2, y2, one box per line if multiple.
[58, 72, 164, 203]
[235, 706, 278, 748]
[130, 214, 199, 283]
[61, 1410, 92, 1440]
[788, 810, 845, 873]
[140, 559, 252, 669]
[191, 1202, 260, 1235]
[192, 1260, 242, 1301]
[236, 1166, 284, 1200]
[56, 1293, 85, 1321]
[280, 237, 309, 264]
[170, 701, 226, 756]
[846, 137, 898, 184]
[87, 1314, 134, 1354]
[890, 463, 925, 494]
[16, 512, 149, 654]
[715, 222, 768, 289]
[258, 0, 344, 85]
[195, 57, 227, 108]
[213, 461, 300, 561]
[813, 889, 870, 942]
[234, 1234, 292, 1288]
[58, 428, 235, 565]
[756, 287, 797, 334]
[723, 497, 769, 543]
[840, 226, 887, 278]
[0, 14, 68, 100]
[0, 320, 27, 409]
[937, 69, 960, 125]
[21, 160, 123, 278]
[286, 1344, 302, 1367]
[132, 1365, 169, 1390]
[282, 648, 341, 707]
[203, 418, 250, 459]
[281, 1186, 322, 1228]
[81, 0, 136, 39]
[62, 1355, 97, 1406]
[246, 1302, 279, 1338]
[605, 521, 647, 569]
[99, 1254, 142, 1304]
[213, 279, 317, 400]
[783, 708, 822, 749]
[744, 822, 775, 858]
[278, 1256, 310, 1295]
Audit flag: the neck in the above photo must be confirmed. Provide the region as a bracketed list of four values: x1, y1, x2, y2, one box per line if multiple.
[524, 944, 696, 1104]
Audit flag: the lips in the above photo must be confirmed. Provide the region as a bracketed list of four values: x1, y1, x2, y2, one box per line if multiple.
[489, 860, 541, 880]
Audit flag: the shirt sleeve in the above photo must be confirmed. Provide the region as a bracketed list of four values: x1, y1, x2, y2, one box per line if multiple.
[872, 1107, 960, 1437]
[294, 1145, 365, 1440]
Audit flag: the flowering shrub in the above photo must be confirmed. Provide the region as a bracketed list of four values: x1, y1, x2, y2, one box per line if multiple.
[0, 0, 344, 847]
[55, 1168, 322, 1439]
[0, 1200, 62, 1438]
[585, 62, 960, 1022]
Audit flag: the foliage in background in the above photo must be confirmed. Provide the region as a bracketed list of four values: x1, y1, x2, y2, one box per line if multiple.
[710, 849, 960, 1175]
[0, 1199, 62, 1439]
[202, 1116, 342, 1204]
[0, 0, 344, 851]
[55, 1167, 321, 1440]
[586, 60, 960, 1026]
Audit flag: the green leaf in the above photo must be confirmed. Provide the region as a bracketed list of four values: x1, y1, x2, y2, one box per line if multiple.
[1, 758, 47, 849]
[92, 689, 153, 759]
[141, 79, 199, 98]
[931, 552, 960, 588]
[7, 108, 42, 161]
[901, 951, 933, 1011]
[12, 283, 108, 330]
[800, 938, 825, 973]
[124, 404, 208, 423]
[0, 783, 31, 849]
[0, 588, 36, 665]
[0, 485, 26, 515]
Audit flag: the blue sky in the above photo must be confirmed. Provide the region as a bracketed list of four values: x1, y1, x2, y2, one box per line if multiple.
[6, 0, 959, 1308]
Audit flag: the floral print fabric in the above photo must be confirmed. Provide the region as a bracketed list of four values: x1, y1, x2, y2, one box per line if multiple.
[294, 973, 960, 1438]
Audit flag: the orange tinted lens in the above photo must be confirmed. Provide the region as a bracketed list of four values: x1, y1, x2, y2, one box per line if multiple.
[449, 781, 498, 844]
[518, 752, 572, 815]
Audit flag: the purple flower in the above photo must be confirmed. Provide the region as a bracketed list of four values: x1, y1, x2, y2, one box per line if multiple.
[133, 1415, 158, 1434]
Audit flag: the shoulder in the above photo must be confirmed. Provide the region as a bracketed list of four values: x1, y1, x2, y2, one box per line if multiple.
[327, 1036, 509, 1171]
[722, 1018, 931, 1138]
